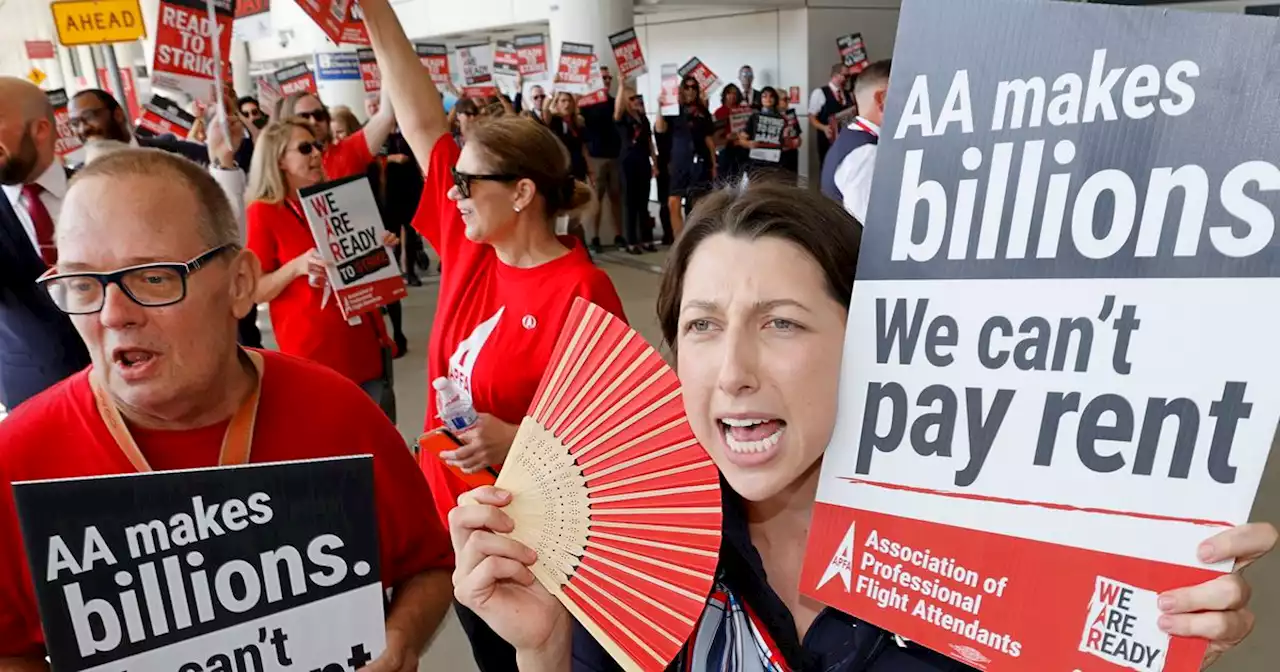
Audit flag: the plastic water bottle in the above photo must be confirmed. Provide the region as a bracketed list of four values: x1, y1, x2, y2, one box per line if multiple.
[434, 377, 479, 432]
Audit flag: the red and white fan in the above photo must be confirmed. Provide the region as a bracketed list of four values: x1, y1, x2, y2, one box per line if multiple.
[495, 298, 723, 672]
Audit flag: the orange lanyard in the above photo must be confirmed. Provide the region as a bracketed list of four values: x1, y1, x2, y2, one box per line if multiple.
[90, 350, 266, 472]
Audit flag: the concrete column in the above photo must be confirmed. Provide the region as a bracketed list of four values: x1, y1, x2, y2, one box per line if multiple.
[548, 0, 633, 75]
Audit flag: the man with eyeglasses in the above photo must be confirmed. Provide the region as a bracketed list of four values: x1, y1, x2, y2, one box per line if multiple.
[278, 88, 398, 181]
[0, 77, 91, 412]
[67, 89, 251, 170]
[0, 148, 455, 670]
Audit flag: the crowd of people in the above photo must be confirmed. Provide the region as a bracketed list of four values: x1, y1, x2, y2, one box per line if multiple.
[0, 2, 1277, 671]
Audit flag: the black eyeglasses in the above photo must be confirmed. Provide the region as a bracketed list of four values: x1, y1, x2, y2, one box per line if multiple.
[296, 109, 330, 123]
[291, 141, 321, 156]
[451, 168, 519, 199]
[36, 245, 235, 315]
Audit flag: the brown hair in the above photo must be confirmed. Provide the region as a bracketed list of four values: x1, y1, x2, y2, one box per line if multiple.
[329, 105, 362, 136]
[71, 148, 240, 248]
[277, 92, 321, 120]
[656, 177, 862, 353]
[244, 118, 316, 206]
[466, 115, 594, 217]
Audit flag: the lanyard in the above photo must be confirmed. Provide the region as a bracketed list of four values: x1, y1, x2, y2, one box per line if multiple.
[285, 198, 308, 228]
[91, 350, 266, 472]
[852, 118, 879, 137]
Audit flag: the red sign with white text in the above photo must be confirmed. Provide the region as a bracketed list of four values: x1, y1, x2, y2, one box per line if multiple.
[678, 57, 719, 95]
[514, 33, 548, 79]
[357, 48, 379, 93]
[136, 94, 196, 139]
[608, 28, 646, 79]
[274, 63, 317, 95]
[47, 89, 84, 163]
[151, 0, 233, 103]
[292, 0, 363, 45]
[414, 43, 450, 87]
[578, 56, 609, 107]
[658, 63, 679, 116]
[555, 41, 593, 95]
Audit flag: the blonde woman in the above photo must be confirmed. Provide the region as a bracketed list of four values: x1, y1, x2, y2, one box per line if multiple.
[242, 118, 399, 418]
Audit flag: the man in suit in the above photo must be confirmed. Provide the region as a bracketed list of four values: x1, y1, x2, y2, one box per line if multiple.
[68, 89, 252, 169]
[0, 78, 90, 410]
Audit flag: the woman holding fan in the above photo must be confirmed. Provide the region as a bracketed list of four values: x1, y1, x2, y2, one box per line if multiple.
[447, 181, 1277, 671]
[358, 1, 626, 670]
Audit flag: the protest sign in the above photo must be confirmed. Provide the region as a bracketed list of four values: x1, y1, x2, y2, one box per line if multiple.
[315, 52, 360, 82]
[14, 457, 384, 671]
[493, 40, 519, 96]
[678, 57, 719, 95]
[357, 48, 379, 93]
[554, 41, 593, 95]
[292, 0, 349, 45]
[727, 105, 753, 136]
[457, 43, 494, 87]
[274, 62, 316, 95]
[783, 108, 801, 149]
[256, 74, 282, 117]
[47, 88, 84, 165]
[51, 0, 146, 46]
[799, 1, 1280, 670]
[608, 28, 646, 79]
[747, 111, 785, 163]
[837, 32, 869, 74]
[136, 94, 196, 139]
[151, 0, 232, 103]
[299, 175, 407, 320]
[232, 0, 270, 41]
[339, 1, 368, 46]
[577, 56, 609, 108]
[414, 43, 450, 87]
[515, 33, 548, 79]
[658, 63, 680, 116]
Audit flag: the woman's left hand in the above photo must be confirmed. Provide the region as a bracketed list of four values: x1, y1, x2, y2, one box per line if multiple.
[442, 414, 519, 474]
[1159, 522, 1278, 669]
[383, 232, 401, 247]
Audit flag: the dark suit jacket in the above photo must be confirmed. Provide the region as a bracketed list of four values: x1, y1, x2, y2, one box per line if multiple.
[0, 172, 90, 410]
[136, 133, 254, 171]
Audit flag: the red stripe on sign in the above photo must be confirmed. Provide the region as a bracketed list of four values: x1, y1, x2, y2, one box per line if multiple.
[838, 477, 1233, 528]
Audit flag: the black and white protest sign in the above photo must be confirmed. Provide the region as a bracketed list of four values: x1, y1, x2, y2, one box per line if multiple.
[801, 0, 1280, 669]
[14, 457, 385, 671]
[748, 111, 785, 163]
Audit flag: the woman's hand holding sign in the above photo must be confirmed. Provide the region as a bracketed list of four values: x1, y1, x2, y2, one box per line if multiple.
[1162, 522, 1278, 669]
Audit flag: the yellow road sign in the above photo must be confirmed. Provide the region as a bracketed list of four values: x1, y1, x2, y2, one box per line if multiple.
[26, 68, 47, 86]
[52, 0, 147, 47]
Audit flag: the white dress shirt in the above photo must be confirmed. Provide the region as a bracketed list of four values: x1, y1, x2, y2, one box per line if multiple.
[2, 162, 68, 256]
[832, 116, 880, 223]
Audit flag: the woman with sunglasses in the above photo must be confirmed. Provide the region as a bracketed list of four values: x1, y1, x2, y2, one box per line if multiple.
[655, 75, 717, 239]
[358, 0, 627, 669]
[544, 91, 594, 249]
[446, 180, 1278, 672]
[278, 88, 396, 181]
[241, 119, 400, 419]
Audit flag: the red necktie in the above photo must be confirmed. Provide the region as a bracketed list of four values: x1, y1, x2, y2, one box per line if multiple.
[21, 183, 56, 266]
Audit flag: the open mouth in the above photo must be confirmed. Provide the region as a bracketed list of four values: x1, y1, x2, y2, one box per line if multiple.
[719, 417, 786, 454]
[112, 348, 158, 376]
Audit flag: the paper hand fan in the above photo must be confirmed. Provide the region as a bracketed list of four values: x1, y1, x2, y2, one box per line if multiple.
[494, 297, 723, 672]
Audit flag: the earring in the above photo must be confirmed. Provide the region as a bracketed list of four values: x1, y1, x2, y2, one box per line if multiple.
[514, 205, 522, 213]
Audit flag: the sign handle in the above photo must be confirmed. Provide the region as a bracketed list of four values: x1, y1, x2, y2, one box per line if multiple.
[205, 0, 231, 141]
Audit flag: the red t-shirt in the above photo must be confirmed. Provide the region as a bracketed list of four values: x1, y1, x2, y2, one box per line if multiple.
[323, 129, 375, 181]
[0, 351, 452, 657]
[412, 136, 627, 524]
[246, 199, 385, 385]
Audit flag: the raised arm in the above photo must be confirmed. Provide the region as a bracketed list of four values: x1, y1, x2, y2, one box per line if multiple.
[362, 86, 398, 155]
[361, 0, 450, 165]
[614, 80, 629, 122]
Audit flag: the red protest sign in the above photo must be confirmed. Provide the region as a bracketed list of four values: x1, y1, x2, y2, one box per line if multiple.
[514, 33, 547, 79]
[25, 40, 56, 60]
[678, 57, 720, 95]
[608, 28, 646, 79]
[292, 0, 347, 45]
[414, 43, 450, 87]
[555, 41, 593, 95]
[340, 1, 368, 46]
[274, 63, 317, 95]
[97, 66, 142, 123]
[136, 94, 196, 139]
[47, 88, 84, 164]
[578, 56, 609, 108]
[357, 48, 379, 93]
[837, 32, 868, 73]
[461, 85, 499, 99]
[658, 63, 680, 116]
[151, 0, 233, 103]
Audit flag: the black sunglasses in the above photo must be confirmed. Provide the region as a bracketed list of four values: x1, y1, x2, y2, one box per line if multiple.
[297, 109, 330, 122]
[36, 245, 235, 315]
[451, 168, 519, 199]
[291, 141, 321, 156]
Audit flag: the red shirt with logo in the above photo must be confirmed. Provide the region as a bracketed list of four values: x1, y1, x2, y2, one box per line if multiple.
[246, 199, 385, 385]
[412, 135, 627, 524]
[0, 351, 452, 657]
[323, 129, 374, 181]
